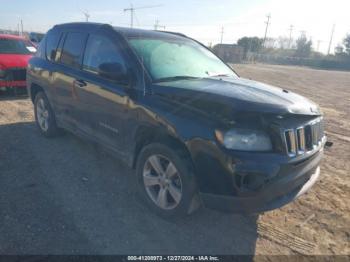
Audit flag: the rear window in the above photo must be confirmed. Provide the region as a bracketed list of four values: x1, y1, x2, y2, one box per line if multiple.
[60, 32, 87, 69]
[0, 38, 36, 55]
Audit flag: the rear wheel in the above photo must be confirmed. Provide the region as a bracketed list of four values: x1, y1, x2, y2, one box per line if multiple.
[34, 92, 59, 137]
[136, 143, 199, 218]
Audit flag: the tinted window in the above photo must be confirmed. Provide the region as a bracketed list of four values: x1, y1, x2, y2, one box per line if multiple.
[61, 32, 87, 69]
[83, 34, 126, 74]
[0, 38, 35, 55]
[45, 30, 61, 61]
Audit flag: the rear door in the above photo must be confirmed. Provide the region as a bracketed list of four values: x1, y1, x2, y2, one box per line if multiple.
[52, 31, 88, 130]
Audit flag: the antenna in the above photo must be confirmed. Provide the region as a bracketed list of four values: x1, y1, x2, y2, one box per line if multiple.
[124, 4, 162, 28]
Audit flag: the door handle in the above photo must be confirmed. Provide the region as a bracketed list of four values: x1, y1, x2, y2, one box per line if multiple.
[73, 79, 87, 88]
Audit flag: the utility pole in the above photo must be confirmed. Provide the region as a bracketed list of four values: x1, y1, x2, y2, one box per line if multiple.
[263, 14, 271, 47]
[17, 23, 20, 36]
[299, 30, 306, 38]
[124, 4, 162, 28]
[327, 24, 335, 55]
[220, 26, 224, 44]
[82, 11, 90, 22]
[20, 19, 23, 36]
[317, 40, 322, 52]
[154, 19, 165, 30]
[288, 24, 293, 49]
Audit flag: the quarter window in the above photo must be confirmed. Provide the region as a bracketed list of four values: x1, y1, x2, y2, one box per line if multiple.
[83, 34, 126, 74]
[60, 32, 87, 69]
[45, 30, 61, 61]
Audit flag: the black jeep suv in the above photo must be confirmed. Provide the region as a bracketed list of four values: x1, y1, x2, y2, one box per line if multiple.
[27, 23, 326, 217]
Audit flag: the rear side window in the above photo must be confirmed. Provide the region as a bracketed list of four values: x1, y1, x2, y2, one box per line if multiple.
[45, 30, 61, 61]
[60, 32, 87, 69]
[82, 34, 126, 74]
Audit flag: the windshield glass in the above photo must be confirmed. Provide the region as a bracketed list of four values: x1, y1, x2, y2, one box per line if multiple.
[128, 36, 237, 81]
[0, 38, 36, 55]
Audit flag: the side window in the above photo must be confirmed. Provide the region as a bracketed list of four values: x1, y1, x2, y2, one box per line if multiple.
[60, 32, 87, 69]
[46, 30, 61, 61]
[35, 35, 46, 58]
[82, 34, 126, 76]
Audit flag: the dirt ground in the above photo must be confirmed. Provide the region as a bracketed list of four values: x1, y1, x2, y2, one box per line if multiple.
[234, 64, 350, 255]
[0, 64, 349, 255]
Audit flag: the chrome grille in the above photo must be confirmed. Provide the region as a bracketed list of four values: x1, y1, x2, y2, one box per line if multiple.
[284, 117, 324, 156]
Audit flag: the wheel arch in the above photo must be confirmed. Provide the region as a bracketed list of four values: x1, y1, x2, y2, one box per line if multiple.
[132, 125, 195, 173]
[30, 83, 45, 103]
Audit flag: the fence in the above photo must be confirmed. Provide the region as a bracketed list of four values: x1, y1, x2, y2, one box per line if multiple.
[244, 52, 350, 71]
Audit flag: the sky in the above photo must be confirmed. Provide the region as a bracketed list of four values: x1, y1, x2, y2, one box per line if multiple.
[0, 0, 349, 54]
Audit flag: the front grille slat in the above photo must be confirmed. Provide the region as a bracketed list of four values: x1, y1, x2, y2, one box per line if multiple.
[296, 127, 305, 153]
[284, 117, 324, 157]
[7, 68, 26, 81]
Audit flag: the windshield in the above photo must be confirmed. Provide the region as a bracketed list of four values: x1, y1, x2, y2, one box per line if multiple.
[0, 38, 36, 55]
[128, 36, 237, 82]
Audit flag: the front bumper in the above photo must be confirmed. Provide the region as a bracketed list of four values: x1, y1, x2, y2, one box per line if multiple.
[201, 165, 320, 213]
[199, 147, 323, 213]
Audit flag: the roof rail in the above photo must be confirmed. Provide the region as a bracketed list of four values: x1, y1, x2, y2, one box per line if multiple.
[154, 30, 187, 38]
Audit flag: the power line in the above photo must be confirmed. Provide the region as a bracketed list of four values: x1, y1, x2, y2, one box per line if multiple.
[124, 4, 162, 28]
[263, 14, 271, 47]
[327, 24, 335, 55]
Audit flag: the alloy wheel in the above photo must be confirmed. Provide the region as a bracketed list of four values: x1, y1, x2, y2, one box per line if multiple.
[36, 98, 49, 132]
[143, 154, 183, 210]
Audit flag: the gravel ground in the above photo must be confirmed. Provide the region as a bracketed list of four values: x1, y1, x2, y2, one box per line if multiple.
[0, 64, 349, 255]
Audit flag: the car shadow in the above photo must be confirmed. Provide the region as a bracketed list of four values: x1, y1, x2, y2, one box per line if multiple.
[0, 90, 28, 101]
[0, 121, 258, 256]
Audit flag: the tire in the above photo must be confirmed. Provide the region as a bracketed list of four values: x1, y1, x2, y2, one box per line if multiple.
[34, 91, 59, 137]
[136, 143, 199, 218]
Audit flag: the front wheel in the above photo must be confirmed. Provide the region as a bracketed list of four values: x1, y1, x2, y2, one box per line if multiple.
[34, 91, 59, 137]
[136, 143, 199, 218]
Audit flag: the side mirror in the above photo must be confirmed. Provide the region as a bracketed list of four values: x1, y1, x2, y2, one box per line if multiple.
[98, 62, 129, 84]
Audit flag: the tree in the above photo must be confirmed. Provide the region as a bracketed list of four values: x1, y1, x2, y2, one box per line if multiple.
[295, 35, 312, 57]
[237, 37, 263, 57]
[335, 44, 345, 56]
[277, 36, 290, 49]
[344, 34, 350, 55]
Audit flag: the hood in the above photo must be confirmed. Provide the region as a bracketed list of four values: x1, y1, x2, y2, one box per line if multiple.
[151, 77, 321, 122]
[0, 54, 32, 69]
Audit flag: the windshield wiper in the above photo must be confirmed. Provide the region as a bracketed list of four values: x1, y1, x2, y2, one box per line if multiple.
[153, 75, 200, 83]
[207, 73, 230, 77]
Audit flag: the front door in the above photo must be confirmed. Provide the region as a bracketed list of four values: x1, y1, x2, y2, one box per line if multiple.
[71, 33, 131, 155]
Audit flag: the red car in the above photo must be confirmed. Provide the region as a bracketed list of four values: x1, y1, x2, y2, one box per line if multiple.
[0, 34, 36, 92]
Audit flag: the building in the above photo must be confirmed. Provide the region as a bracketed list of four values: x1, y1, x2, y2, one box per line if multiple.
[212, 44, 244, 63]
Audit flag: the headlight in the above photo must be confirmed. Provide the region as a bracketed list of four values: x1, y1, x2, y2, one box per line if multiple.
[215, 129, 272, 151]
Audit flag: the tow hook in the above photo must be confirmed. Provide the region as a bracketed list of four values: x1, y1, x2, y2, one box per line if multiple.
[325, 141, 333, 149]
